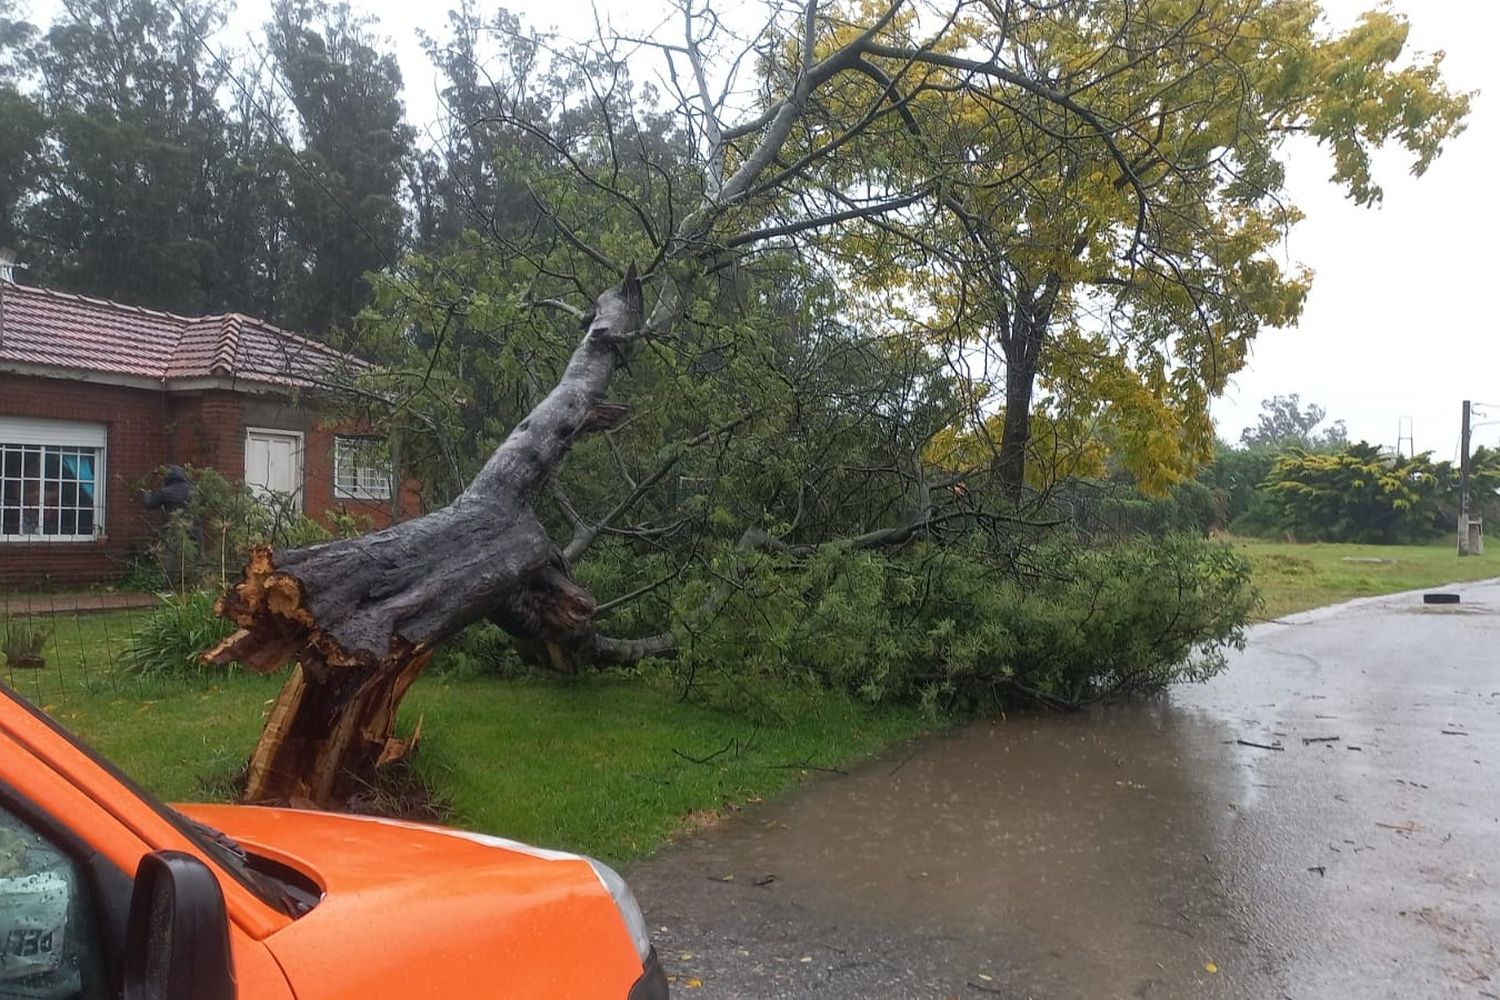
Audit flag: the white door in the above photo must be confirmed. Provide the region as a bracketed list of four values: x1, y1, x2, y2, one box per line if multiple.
[244, 428, 304, 511]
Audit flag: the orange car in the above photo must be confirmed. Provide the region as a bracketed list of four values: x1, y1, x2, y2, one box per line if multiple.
[0, 681, 669, 998]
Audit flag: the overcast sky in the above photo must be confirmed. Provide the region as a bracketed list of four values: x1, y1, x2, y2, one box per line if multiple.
[23, 0, 1500, 454]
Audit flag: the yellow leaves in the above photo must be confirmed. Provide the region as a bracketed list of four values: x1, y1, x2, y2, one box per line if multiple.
[1041, 329, 1203, 495]
[1204, 961, 1219, 974]
[924, 408, 1107, 490]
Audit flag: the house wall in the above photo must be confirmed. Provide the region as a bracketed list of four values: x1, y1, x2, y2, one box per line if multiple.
[2, 374, 423, 588]
[234, 397, 422, 530]
[169, 391, 245, 480]
[0, 372, 171, 587]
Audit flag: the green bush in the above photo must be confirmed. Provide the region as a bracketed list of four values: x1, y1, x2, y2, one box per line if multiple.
[144, 467, 361, 591]
[1163, 479, 1221, 535]
[122, 592, 238, 677]
[1262, 443, 1442, 544]
[1049, 479, 1222, 541]
[666, 533, 1256, 716]
[3, 618, 52, 665]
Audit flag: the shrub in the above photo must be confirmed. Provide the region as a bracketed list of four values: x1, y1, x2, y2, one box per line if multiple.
[1199, 445, 1278, 529]
[1262, 443, 1442, 543]
[123, 592, 238, 677]
[145, 467, 362, 591]
[1049, 479, 1222, 541]
[3, 618, 51, 667]
[666, 533, 1256, 716]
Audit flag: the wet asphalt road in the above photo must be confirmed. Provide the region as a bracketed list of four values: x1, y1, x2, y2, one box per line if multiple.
[627, 579, 1500, 999]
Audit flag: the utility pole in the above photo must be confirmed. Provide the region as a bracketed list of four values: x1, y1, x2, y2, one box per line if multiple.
[1458, 399, 1472, 556]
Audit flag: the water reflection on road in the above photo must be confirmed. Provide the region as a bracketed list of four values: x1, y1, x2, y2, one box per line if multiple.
[630, 584, 1500, 998]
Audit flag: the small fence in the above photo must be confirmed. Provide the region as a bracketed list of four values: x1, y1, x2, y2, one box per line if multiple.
[1, 591, 244, 710]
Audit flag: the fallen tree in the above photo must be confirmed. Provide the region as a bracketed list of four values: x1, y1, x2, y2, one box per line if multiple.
[206, 0, 1466, 809]
[207, 272, 644, 804]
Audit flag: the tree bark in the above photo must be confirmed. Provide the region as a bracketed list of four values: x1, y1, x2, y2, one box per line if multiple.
[207, 272, 644, 806]
[997, 353, 1035, 502]
[997, 311, 1043, 502]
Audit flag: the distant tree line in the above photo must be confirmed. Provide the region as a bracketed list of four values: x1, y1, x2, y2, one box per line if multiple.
[1, 0, 432, 333]
[1202, 395, 1497, 544]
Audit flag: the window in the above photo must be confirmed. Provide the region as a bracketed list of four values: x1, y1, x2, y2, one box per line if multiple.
[334, 436, 392, 501]
[0, 419, 105, 543]
[0, 801, 108, 999]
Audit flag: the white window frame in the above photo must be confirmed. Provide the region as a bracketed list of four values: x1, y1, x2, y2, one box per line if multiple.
[0, 417, 107, 543]
[333, 435, 393, 501]
[243, 427, 305, 513]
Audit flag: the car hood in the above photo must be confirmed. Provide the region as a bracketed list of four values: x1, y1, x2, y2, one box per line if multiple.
[178, 804, 645, 999]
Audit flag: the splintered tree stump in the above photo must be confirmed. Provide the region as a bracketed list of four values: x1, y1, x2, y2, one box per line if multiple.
[206, 272, 644, 808]
[245, 654, 431, 805]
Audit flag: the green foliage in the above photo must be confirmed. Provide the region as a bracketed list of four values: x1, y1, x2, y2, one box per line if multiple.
[428, 621, 526, 680]
[814, 1, 1468, 492]
[1217, 441, 1500, 543]
[0, 0, 413, 331]
[1199, 443, 1282, 535]
[670, 535, 1255, 715]
[267, 0, 413, 333]
[144, 467, 349, 591]
[1457, 445, 1500, 526]
[1060, 480, 1222, 540]
[121, 592, 237, 677]
[14, 0, 230, 311]
[1163, 479, 1223, 536]
[1262, 443, 1441, 543]
[2, 617, 50, 664]
[0, 80, 43, 249]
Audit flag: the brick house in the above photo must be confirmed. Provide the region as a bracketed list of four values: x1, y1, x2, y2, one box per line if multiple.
[0, 275, 421, 587]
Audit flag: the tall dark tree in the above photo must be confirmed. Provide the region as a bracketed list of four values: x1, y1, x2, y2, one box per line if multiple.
[268, 0, 412, 335]
[412, 2, 548, 252]
[23, 0, 229, 312]
[0, 1, 43, 253]
[211, 47, 297, 321]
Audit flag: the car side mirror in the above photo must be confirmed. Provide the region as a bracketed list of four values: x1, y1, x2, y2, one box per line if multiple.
[122, 850, 236, 1000]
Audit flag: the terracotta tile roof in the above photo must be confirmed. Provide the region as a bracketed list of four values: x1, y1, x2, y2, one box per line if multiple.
[0, 281, 363, 388]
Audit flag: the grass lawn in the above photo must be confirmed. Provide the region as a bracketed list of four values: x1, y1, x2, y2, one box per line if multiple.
[3, 605, 927, 863]
[1231, 537, 1498, 619]
[9, 539, 1488, 861]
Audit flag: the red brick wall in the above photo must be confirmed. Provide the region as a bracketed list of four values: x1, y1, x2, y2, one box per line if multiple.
[1, 373, 425, 587]
[169, 392, 245, 478]
[0, 372, 170, 587]
[302, 424, 424, 531]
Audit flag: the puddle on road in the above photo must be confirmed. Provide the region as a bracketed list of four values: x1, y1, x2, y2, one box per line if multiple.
[658, 699, 1290, 996]
[727, 703, 1248, 930]
[638, 597, 1500, 997]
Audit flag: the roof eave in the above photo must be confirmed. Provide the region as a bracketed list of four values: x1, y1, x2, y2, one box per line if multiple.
[0, 362, 307, 398]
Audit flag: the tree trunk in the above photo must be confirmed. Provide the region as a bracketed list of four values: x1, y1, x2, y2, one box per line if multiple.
[206, 272, 644, 807]
[997, 333, 1038, 502]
